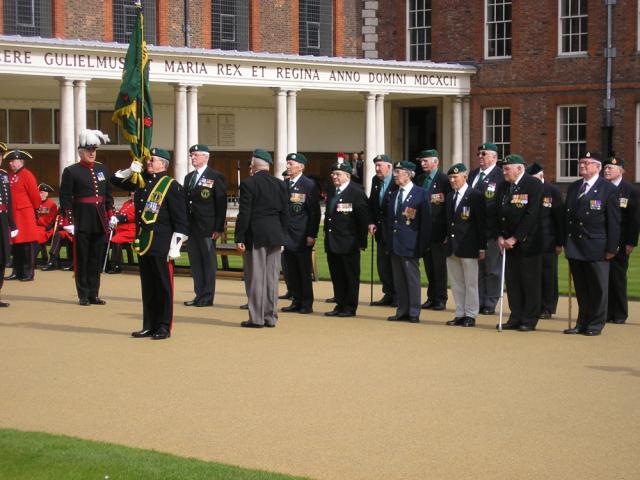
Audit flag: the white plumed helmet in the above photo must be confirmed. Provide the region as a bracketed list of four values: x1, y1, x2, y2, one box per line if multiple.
[78, 129, 110, 149]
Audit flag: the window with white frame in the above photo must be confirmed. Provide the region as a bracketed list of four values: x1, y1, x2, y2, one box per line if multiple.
[212, 0, 249, 51]
[113, 0, 156, 45]
[559, 0, 587, 54]
[299, 0, 333, 56]
[408, 0, 432, 61]
[486, 0, 511, 58]
[557, 105, 586, 179]
[3, 0, 52, 37]
[484, 108, 511, 160]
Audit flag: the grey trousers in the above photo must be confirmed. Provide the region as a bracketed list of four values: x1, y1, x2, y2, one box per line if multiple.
[447, 255, 480, 319]
[244, 246, 281, 326]
[391, 255, 422, 318]
[478, 238, 501, 310]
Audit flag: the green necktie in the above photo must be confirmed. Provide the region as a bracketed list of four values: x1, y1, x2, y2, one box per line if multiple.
[396, 189, 404, 215]
[422, 175, 432, 191]
[329, 188, 341, 211]
[189, 172, 199, 190]
[477, 171, 486, 185]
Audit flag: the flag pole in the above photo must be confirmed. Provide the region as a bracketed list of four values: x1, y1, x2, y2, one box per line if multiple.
[138, 1, 145, 169]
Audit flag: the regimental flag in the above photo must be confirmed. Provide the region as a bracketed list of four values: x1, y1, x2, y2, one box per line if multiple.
[112, 1, 152, 188]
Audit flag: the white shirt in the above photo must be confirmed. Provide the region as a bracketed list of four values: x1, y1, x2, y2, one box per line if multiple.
[454, 183, 468, 210]
[289, 172, 303, 188]
[472, 163, 497, 188]
[192, 165, 207, 185]
[580, 174, 598, 196]
[396, 181, 414, 210]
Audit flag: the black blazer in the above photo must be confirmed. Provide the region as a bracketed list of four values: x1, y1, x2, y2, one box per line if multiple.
[235, 170, 289, 249]
[367, 174, 398, 247]
[539, 181, 565, 253]
[615, 180, 639, 248]
[416, 170, 452, 244]
[284, 174, 321, 251]
[468, 165, 505, 239]
[387, 184, 431, 258]
[446, 186, 487, 258]
[184, 166, 227, 236]
[324, 181, 369, 254]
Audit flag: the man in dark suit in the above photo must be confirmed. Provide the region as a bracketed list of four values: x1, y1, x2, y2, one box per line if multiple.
[468, 143, 505, 315]
[59, 129, 113, 306]
[324, 160, 369, 317]
[526, 163, 564, 319]
[495, 154, 544, 331]
[183, 144, 227, 307]
[235, 149, 289, 328]
[367, 154, 397, 306]
[281, 152, 321, 314]
[564, 151, 621, 336]
[416, 149, 451, 310]
[444, 163, 486, 327]
[0, 142, 17, 307]
[603, 156, 638, 324]
[386, 161, 430, 323]
[112, 148, 189, 340]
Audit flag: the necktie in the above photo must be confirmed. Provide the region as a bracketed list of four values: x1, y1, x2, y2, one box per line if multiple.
[578, 181, 588, 198]
[379, 182, 387, 207]
[474, 171, 486, 188]
[329, 188, 340, 211]
[189, 172, 199, 190]
[423, 175, 432, 191]
[288, 180, 294, 190]
[396, 189, 404, 215]
[453, 191, 459, 210]
[509, 182, 516, 195]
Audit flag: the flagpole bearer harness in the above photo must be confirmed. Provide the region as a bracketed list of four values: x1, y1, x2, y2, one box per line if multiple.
[134, 176, 174, 255]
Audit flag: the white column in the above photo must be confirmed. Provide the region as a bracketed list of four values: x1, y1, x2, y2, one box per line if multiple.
[73, 80, 88, 157]
[462, 96, 471, 168]
[58, 77, 75, 178]
[364, 92, 377, 195]
[287, 89, 298, 154]
[452, 96, 463, 166]
[375, 93, 386, 155]
[274, 88, 288, 178]
[186, 85, 199, 149]
[173, 83, 189, 183]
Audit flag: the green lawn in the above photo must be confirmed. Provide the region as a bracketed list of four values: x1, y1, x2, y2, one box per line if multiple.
[0, 429, 308, 480]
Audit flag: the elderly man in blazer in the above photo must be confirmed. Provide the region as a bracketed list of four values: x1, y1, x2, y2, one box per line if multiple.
[386, 161, 431, 323]
[445, 163, 486, 327]
[183, 144, 227, 307]
[324, 160, 369, 317]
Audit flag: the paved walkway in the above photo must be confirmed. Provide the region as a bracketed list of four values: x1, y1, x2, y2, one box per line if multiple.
[1, 271, 639, 480]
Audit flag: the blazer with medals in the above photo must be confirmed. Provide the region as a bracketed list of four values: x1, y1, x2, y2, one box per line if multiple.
[367, 174, 398, 248]
[416, 170, 452, 244]
[386, 184, 431, 258]
[324, 181, 369, 254]
[539, 181, 565, 253]
[615, 180, 639, 249]
[284, 175, 321, 252]
[0, 169, 16, 264]
[565, 177, 620, 261]
[495, 173, 544, 257]
[184, 166, 227, 236]
[468, 166, 505, 239]
[446, 187, 487, 258]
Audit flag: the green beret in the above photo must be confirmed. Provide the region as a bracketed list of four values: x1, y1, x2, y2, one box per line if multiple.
[252, 148, 273, 164]
[393, 161, 415, 172]
[580, 151, 603, 163]
[331, 160, 352, 174]
[374, 154, 392, 164]
[478, 143, 498, 153]
[3, 149, 32, 162]
[417, 149, 439, 159]
[150, 148, 171, 161]
[286, 152, 307, 165]
[38, 183, 54, 193]
[604, 156, 624, 168]
[447, 163, 468, 175]
[526, 162, 543, 175]
[502, 154, 525, 165]
[189, 144, 209, 154]
[281, 169, 288, 177]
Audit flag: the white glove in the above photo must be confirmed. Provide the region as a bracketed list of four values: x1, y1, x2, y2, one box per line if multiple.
[130, 160, 143, 173]
[167, 232, 188, 260]
[115, 168, 132, 179]
[63, 225, 75, 235]
[10, 229, 18, 238]
[109, 215, 119, 230]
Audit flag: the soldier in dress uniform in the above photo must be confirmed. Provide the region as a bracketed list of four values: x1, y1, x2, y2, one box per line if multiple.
[59, 130, 113, 305]
[111, 148, 188, 340]
[564, 151, 621, 336]
[105, 191, 136, 274]
[525, 163, 564, 319]
[0, 142, 17, 307]
[444, 163, 486, 327]
[183, 144, 227, 307]
[281, 153, 321, 314]
[4, 149, 40, 282]
[367, 154, 398, 306]
[324, 159, 369, 317]
[603, 156, 639, 324]
[415, 149, 451, 311]
[495, 154, 544, 331]
[468, 143, 505, 315]
[386, 161, 431, 324]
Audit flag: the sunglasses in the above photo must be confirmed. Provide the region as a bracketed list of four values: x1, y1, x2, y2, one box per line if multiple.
[478, 151, 487, 156]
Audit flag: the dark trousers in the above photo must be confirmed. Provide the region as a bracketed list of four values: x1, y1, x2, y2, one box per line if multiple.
[423, 242, 448, 304]
[569, 259, 609, 333]
[505, 252, 542, 328]
[540, 252, 559, 314]
[74, 230, 105, 300]
[478, 238, 502, 309]
[187, 233, 217, 303]
[283, 247, 314, 309]
[9, 242, 35, 279]
[376, 240, 395, 299]
[140, 255, 174, 333]
[608, 250, 629, 323]
[327, 250, 361, 314]
[391, 255, 421, 317]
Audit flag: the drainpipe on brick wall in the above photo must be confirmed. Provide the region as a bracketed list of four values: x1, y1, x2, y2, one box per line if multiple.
[184, 0, 191, 47]
[603, 0, 617, 156]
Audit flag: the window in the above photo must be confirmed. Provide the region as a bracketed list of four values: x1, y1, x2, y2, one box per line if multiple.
[212, 0, 249, 51]
[484, 108, 511, 159]
[408, 0, 432, 61]
[559, 0, 587, 54]
[299, 0, 333, 56]
[31, 109, 54, 144]
[486, 0, 511, 58]
[3, 0, 52, 37]
[557, 105, 586, 179]
[113, 0, 157, 45]
[9, 110, 29, 143]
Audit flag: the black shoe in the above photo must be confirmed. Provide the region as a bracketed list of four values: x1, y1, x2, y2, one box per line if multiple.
[62, 265, 74, 271]
[19, 275, 34, 282]
[611, 319, 626, 324]
[584, 329, 601, 336]
[278, 292, 292, 300]
[496, 322, 519, 330]
[564, 327, 585, 335]
[371, 296, 394, 306]
[421, 300, 434, 310]
[42, 262, 58, 271]
[387, 314, 408, 321]
[78, 298, 90, 306]
[540, 311, 552, 319]
[89, 297, 106, 305]
[408, 316, 420, 323]
[518, 325, 535, 332]
[264, 323, 276, 328]
[239, 303, 249, 310]
[281, 304, 300, 312]
[152, 329, 171, 339]
[196, 300, 213, 307]
[325, 297, 336, 303]
[107, 265, 122, 274]
[461, 317, 476, 327]
[240, 321, 264, 328]
[131, 329, 155, 338]
[0, 301, 9, 307]
[4, 273, 19, 280]
[431, 302, 446, 311]
[446, 317, 464, 326]
[481, 307, 496, 315]
[324, 309, 340, 317]
[184, 299, 198, 306]
[337, 311, 355, 318]
[298, 307, 313, 314]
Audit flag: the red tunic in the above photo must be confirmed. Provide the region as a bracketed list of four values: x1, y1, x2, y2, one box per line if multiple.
[9, 167, 40, 243]
[111, 199, 136, 244]
[36, 198, 59, 244]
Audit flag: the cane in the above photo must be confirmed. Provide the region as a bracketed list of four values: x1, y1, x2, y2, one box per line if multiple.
[497, 248, 507, 332]
[369, 233, 375, 305]
[102, 228, 114, 273]
[567, 265, 573, 330]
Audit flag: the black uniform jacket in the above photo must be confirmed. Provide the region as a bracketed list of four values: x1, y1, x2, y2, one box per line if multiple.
[468, 166, 505, 239]
[565, 177, 621, 262]
[495, 173, 544, 257]
[324, 181, 369, 254]
[446, 186, 487, 258]
[284, 174, 321, 252]
[367, 174, 398, 247]
[615, 180, 639, 249]
[184, 166, 227, 236]
[235, 170, 289, 249]
[539, 180, 565, 253]
[387, 184, 431, 258]
[416, 170, 452, 244]
[0, 168, 16, 263]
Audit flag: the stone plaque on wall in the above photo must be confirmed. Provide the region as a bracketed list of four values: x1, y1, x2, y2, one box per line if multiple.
[218, 114, 235, 146]
[198, 114, 218, 145]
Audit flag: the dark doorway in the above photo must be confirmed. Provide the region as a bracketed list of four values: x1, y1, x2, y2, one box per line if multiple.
[404, 107, 438, 163]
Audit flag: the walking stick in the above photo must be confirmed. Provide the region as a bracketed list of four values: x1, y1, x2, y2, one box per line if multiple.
[369, 233, 375, 305]
[102, 228, 114, 273]
[497, 248, 507, 332]
[567, 265, 573, 330]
